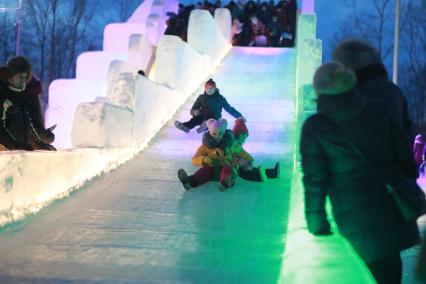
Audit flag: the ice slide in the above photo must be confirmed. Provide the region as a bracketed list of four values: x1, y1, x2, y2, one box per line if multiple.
[0, 46, 296, 282]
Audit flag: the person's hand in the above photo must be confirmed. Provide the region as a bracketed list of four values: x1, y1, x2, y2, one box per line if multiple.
[210, 156, 223, 167]
[193, 109, 201, 116]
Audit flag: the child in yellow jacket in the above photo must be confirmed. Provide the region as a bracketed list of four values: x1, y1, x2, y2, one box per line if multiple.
[177, 118, 237, 191]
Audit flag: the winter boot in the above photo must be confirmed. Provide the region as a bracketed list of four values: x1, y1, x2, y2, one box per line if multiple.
[266, 162, 280, 179]
[174, 120, 190, 133]
[178, 169, 192, 190]
[196, 121, 208, 133]
[259, 166, 267, 182]
[219, 173, 236, 192]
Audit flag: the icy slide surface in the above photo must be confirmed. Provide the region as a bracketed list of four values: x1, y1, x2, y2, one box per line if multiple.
[0, 47, 296, 283]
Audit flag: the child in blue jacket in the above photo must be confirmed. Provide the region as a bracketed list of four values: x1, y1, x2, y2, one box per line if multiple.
[174, 78, 245, 133]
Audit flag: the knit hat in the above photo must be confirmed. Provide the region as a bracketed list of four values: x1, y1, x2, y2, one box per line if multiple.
[205, 78, 216, 88]
[313, 61, 357, 96]
[5, 56, 33, 82]
[207, 118, 227, 134]
[232, 118, 248, 138]
[332, 38, 381, 71]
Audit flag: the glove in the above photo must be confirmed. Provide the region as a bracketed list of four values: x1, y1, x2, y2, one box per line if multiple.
[193, 109, 201, 116]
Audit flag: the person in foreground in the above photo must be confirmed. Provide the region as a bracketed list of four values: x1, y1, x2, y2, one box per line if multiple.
[300, 62, 420, 284]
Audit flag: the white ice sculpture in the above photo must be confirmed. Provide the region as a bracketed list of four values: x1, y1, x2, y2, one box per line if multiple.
[76, 51, 128, 81]
[214, 8, 232, 43]
[46, 79, 107, 148]
[72, 102, 133, 148]
[155, 35, 213, 94]
[187, 9, 231, 63]
[151, 0, 166, 18]
[127, 0, 155, 24]
[103, 23, 145, 52]
[164, 0, 179, 16]
[128, 34, 154, 72]
[133, 75, 181, 145]
[107, 72, 138, 110]
[145, 14, 164, 45]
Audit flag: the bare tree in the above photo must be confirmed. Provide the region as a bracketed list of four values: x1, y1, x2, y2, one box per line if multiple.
[20, 0, 98, 106]
[330, 0, 426, 129]
[330, 0, 395, 63]
[399, 1, 426, 128]
[0, 12, 16, 62]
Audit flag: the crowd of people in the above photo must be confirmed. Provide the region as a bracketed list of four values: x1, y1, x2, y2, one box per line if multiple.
[164, 0, 297, 47]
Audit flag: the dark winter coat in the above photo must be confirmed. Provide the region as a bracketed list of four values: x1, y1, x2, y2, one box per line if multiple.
[0, 83, 19, 149]
[300, 91, 419, 263]
[23, 76, 54, 144]
[1, 84, 37, 145]
[190, 89, 243, 120]
[355, 63, 413, 140]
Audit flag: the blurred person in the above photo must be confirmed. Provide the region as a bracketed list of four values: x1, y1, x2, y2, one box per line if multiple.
[332, 38, 413, 140]
[300, 62, 420, 284]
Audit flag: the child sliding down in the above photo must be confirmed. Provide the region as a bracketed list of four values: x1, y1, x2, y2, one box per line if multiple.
[231, 118, 280, 182]
[177, 118, 237, 192]
[174, 79, 245, 134]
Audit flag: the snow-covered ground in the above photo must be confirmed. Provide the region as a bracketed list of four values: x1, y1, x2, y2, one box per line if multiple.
[0, 47, 297, 283]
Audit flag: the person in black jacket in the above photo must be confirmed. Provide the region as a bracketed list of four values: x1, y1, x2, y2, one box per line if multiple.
[300, 62, 419, 284]
[332, 38, 413, 141]
[0, 56, 55, 151]
[174, 78, 245, 133]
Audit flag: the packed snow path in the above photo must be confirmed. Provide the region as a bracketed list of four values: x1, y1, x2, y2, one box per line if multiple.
[0, 47, 296, 283]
